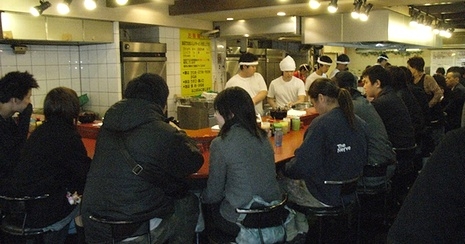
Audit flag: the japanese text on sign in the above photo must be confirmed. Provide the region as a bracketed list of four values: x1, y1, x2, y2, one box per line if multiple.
[180, 29, 212, 96]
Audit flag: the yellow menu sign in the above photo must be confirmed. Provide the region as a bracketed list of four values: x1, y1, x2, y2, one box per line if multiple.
[180, 29, 212, 96]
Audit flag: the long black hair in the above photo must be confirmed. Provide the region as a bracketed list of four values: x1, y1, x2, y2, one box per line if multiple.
[214, 87, 265, 139]
[308, 78, 356, 129]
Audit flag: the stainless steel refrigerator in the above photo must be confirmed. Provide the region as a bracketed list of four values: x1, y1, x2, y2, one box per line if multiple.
[225, 47, 285, 87]
[120, 42, 167, 94]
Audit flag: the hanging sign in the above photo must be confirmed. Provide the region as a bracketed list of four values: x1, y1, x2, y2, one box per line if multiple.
[180, 29, 212, 96]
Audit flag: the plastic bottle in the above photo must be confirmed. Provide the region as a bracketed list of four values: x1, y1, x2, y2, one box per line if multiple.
[274, 123, 283, 147]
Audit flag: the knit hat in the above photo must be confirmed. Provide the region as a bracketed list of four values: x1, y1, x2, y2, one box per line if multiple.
[279, 56, 296, 71]
[336, 54, 350, 64]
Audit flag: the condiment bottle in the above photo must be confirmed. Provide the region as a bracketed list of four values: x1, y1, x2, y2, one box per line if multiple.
[274, 123, 283, 147]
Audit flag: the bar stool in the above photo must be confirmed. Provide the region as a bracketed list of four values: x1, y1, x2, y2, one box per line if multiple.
[357, 161, 394, 225]
[88, 215, 151, 243]
[235, 194, 290, 244]
[0, 194, 49, 242]
[392, 144, 418, 204]
[288, 176, 360, 244]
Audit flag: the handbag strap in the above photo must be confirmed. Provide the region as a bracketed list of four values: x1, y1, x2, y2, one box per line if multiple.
[116, 133, 153, 181]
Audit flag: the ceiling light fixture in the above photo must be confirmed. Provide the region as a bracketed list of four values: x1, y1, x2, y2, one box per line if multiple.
[423, 16, 433, 31]
[57, 0, 72, 15]
[277, 12, 286, 16]
[416, 15, 425, 28]
[351, 0, 363, 19]
[432, 20, 441, 34]
[309, 0, 321, 9]
[327, 0, 338, 13]
[115, 0, 128, 5]
[359, 3, 372, 21]
[409, 12, 419, 27]
[84, 0, 96, 10]
[30, 0, 52, 17]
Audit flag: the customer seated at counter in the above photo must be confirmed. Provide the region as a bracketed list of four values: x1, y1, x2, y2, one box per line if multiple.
[0, 71, 39, 193]
[81, 73, 204, 243]
[267, 55, 306, 109]
[2, 87, 91, 243]
[334, 71, 396, 187]
[282, 78, 367, 207]
[201, 87, 283, 241]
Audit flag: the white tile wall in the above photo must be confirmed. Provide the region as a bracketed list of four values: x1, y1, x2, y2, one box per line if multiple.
[0, 23, 191, 120]
[159, 26, 181, 118]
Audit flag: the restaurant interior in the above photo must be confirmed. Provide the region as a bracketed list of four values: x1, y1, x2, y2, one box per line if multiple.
[0, 0, 464, 243]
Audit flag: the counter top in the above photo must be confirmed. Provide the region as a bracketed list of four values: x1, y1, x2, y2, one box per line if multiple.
[79, 107, 318, 178]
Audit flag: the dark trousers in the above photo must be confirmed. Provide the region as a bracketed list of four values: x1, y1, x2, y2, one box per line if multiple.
[202, 202, 240, 239]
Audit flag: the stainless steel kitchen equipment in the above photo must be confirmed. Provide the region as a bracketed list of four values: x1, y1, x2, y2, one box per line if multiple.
[120, 42, 167, 94]
[265, 48, 286, 86]
[225, 47, 285, 87]
[225, 47, 266, 83]
[177, 98, 216, 129]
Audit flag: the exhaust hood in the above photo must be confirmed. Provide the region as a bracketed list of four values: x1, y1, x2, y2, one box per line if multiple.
[302, 10, 442, 50]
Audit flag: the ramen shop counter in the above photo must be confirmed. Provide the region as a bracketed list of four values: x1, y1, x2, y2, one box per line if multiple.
[79, 108, 318, 178]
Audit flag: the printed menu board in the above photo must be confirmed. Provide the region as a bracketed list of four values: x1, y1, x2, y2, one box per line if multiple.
[431, 50, 465, 75]
[180, 29, 212, 96]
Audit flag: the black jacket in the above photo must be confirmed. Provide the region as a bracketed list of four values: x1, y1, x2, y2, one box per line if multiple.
[5, 118, 91, 227]
[371, 86, 416, 149]
[0, 104, 32, 192]
[81, 99, 203, 240]
[443, 83, 465, 132]
[388, 127, 465, 243]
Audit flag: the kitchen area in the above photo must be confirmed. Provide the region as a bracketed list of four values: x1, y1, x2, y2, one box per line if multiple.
[1, 0, 465, 243]
[0, 1, 464, 126]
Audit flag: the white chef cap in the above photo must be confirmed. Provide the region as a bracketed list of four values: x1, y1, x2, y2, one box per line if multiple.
[279, 55, 296, 71]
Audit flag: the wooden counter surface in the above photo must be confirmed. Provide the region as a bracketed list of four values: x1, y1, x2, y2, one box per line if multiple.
[79, 108, 318, 179]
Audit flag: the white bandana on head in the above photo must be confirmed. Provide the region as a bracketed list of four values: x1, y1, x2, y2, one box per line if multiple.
[336, 60, 350, 65]
[317, 57, 332, 66]
[378, 56, 389, 61]
[239, 61, 259, 66]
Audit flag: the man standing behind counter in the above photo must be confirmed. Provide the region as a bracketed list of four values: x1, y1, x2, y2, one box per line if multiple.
[267, 55, 306, 109]
[0, 71, 39, 192]
[225, 52, 268, 115]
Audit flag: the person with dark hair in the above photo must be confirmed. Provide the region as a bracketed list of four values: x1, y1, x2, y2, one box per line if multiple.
[443, 71, 465, 132]
[294, 63, 310, 82]
[447, 66, 465, 86]
[3, 87, 91, 243]
[408, 56, 444, 147]
[283, 78, 367, 207]
[81, 73, 204, 243]
[362, 66, 416, 149]
[305, 55, 333, 93]
[435, 67, 445, 76]
[375, 54, 389, 68]
[329, 54, 350, 78]
[201, 86, 282, 239]
[399, 66, 434, 158]
[387, 127, 465, 243]
[267, 55, 306, 109]
[333, 71, 396, 187]
[225, 52, 268, 115]
[0, 71, 39, 192]
[387, 66, 425, 140]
